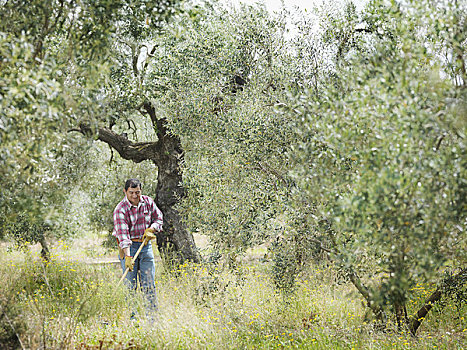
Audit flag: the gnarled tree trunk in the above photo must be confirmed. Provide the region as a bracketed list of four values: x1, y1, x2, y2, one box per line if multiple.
[147, 104, 200, 265]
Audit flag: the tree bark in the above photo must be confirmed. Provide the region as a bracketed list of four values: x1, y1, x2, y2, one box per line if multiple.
[394, 302, 408, 331]
[408, 289, 442, 336]
[78, 103, 200, 266]
[39, 235, 50, 262]
[322, 219, 387, 326]
[408, 268, 466, 336]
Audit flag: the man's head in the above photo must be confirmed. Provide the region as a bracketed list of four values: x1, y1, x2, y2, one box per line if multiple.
[124, 178, 142, 206]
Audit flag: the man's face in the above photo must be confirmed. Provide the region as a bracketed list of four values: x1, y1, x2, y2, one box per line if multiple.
[124, 186, 142, 206]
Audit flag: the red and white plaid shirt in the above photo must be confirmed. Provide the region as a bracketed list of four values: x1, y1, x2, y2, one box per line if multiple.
[113, 195, 163, 249]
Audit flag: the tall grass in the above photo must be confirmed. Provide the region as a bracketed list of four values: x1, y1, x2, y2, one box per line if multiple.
[0, 240, 465, 349]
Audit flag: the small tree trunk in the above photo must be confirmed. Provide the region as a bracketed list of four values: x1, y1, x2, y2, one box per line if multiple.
[408, 289, 442, 336]
[324, 221, 387, 326]
[407, 268, 466, 336]
[348, 271, 387, 326]
[394, 302, 408, 331]
[39, 235, 50, 262]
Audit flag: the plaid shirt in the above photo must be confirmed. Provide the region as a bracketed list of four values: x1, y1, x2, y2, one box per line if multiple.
[113, 195, 163, 249]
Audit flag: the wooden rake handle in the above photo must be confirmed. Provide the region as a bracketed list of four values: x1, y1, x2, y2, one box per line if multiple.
[117, 239, 147, 286]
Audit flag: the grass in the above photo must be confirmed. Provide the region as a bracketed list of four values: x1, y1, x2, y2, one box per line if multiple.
[0, 233, 465, 349]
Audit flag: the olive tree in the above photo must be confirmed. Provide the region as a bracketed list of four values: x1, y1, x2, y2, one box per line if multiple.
[0, 0, 203, 264]
[285, 0, 466, 334]
[0, 0, 126, 256]
[136, 2, 311, 266]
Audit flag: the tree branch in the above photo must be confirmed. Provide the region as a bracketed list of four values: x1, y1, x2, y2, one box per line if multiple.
[408, 288, 442, 336]
[309, 237, 333, 253]
[408, 268, 467, 336]
[143, 102, 169, 141]
[323, 219, 387, 324]
[76, 123, 163, 164]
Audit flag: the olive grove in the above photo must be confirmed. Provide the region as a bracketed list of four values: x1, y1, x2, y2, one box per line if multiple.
[0, 0, 202, 263]
[147, 0, 466, 334]
[0, 0, 465, 337]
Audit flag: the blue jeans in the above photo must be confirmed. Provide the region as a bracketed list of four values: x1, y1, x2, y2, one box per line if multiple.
[119, 241, 158, 312]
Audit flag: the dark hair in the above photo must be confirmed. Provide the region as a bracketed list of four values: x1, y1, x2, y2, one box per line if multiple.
[124, 178, 142, 191]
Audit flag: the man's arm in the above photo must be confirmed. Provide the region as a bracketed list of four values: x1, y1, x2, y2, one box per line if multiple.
[113, 208, 132, 255]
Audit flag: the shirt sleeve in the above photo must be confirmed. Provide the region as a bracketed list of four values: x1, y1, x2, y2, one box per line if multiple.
[113, 208, 132, 249]
[149, 200, 163, 232]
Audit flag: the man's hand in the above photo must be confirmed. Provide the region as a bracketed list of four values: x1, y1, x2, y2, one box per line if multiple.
[125, 256, 134, 271]
[142, 227, 157, 246]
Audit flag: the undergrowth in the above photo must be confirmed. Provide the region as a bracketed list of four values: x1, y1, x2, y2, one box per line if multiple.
[0, 244, 465, 349]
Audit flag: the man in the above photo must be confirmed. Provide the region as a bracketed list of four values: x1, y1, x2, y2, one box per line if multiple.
[113, 178, 163, 312]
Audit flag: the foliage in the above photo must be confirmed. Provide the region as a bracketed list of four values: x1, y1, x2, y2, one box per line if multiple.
[0, 250, 138, 349]
[145, 2, 300, 258]
[0, 278, 25, 350]
[0, 0, 121, 243]
[2, 212, 50, 249]
[285, 0, 466, 327]
[0, 0, 465, 340]
[0, 0, 180, 245]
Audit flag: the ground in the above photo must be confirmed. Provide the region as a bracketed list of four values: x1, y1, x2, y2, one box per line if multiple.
[1, 232, 465, 349]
